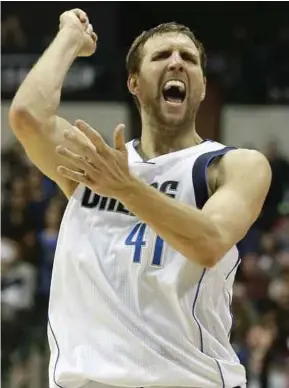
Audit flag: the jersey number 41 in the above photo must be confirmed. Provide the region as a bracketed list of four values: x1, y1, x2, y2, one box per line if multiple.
[125, 222, 164, 266]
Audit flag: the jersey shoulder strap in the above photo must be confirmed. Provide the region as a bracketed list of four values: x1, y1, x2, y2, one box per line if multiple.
[192, 141, 236, 209]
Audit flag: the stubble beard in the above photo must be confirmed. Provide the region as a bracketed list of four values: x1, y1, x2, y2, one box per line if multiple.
[143, 96, 196, 137]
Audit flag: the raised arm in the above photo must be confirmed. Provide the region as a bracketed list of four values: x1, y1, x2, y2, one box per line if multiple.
[9, 9, 97, 198]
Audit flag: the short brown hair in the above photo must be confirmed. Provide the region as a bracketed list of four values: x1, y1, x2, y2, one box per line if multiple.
[126, 22, 207, 76]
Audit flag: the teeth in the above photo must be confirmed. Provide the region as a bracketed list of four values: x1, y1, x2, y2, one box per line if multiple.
[164, 80, 185, 92]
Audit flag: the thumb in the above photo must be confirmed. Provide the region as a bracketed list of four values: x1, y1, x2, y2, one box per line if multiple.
[113, 124, 126, 151]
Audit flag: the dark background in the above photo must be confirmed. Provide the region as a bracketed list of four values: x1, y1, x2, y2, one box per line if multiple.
[2, 2, 289, 104]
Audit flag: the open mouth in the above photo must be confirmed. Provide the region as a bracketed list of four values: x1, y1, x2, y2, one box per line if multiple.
[162, 80, 186, 104]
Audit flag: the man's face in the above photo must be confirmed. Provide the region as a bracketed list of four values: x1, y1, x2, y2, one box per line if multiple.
[131, 32, 206, 130]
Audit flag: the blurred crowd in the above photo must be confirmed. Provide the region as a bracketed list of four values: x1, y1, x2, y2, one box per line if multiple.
[1, 142, 67, 388]
[231, 140, 289, 387]
[1, 138, 289, 388]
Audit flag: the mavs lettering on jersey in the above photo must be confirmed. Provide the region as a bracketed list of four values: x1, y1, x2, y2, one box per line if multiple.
[81, 180, 180, 267]
[81, 180, 180, 214]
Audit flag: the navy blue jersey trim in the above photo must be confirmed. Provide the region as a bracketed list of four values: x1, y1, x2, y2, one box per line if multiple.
[192, 268, 206, 352]
[227, 290, 234, 338]
[192, 146, 236, 209]
[225, 256, 241, 280]
[215, 360, 225, 388]
[134, 161, 156, 165]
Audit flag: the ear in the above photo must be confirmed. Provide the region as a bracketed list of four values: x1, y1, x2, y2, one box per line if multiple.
[200, 76, 207, 101]
[127, 74, 139, 96]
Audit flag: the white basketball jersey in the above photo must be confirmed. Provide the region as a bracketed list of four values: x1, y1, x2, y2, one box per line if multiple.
[48, 140, 246, 388]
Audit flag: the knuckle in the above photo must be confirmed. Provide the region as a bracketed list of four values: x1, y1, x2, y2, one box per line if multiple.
[76, 154, 85, 163]
[65, 131, 72, 140]
[82, 143, 91, 153]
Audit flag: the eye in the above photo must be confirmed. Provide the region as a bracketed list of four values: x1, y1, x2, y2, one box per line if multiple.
[181, 52, 198, 64]
[152, 50, 171, 61]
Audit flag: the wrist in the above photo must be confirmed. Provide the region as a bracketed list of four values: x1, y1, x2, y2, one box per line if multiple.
[116, 176, 145, 203]
[57, 27, 83, 57]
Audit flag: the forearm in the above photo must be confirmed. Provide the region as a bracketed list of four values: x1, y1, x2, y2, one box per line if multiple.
[10, 28, 80, 122]
[119, 179, 224, 267]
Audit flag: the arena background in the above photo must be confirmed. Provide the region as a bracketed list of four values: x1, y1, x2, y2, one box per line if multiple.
[1, 2, 289, 388]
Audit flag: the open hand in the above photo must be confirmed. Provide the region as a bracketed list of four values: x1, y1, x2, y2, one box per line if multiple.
[56, 120, 134, 198]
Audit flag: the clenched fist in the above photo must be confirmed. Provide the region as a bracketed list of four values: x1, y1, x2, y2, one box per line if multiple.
[59, 8, 97, 57]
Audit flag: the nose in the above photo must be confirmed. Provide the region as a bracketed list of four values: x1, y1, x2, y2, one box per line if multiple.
[167, 51, 184, 72]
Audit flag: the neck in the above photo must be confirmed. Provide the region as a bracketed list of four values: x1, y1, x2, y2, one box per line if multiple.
[139, 114, 203, 159]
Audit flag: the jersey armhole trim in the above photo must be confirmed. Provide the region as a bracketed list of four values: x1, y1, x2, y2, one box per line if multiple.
[215, 359, 225, 388]
[192, 146, 243, 255]
[192, 146, 236, 209]
[48, 319, 66, 388]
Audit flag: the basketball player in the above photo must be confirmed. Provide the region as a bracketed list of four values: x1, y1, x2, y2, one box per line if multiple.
[9, 8, 271, 388]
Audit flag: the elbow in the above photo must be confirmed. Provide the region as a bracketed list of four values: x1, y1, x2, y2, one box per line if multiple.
[9, 105, 39, 134]
[186, 233, 225, 268]
[201, 252, 222, 268]
[192, 249, 223, 268]
[185, 250, 219, 268]
[194, 249, 221, 268]
[199, 223, 229, 268]
[204, 233, 227, 268]
[9, 105, 29, 130]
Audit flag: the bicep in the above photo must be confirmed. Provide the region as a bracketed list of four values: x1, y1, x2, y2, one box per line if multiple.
[9, 110, 78, 197]
[202, 150, 272, 252]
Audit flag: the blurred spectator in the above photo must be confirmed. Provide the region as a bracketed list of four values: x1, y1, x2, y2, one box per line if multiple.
[26, 167, 49, 232]
[1, 238, 37, 387]
[268, 271, 289, 361]
[259, 140, 289, 230]
[246, 308, 278, 388]
[231, 281, 257, 368]
[2, 185, 33, 241]
[1, 142, 31, 200]
[277, 208, 289, 232]
[36, 201, 62, 321]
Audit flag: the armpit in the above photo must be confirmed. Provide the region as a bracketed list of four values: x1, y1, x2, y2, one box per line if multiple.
[207, 156, 224, 197]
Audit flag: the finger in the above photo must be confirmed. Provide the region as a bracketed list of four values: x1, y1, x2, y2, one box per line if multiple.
[56, 146, 100, 177]
[75, 120, 107, 153]
[63, 128, 96, 159]
[113, 124, 126, 151]
[57, 166, 92, 185]
[63, 127, 110, 171]
[74, 8, 88, 23]
[86, 23, 93, 35]
[91, 32, 98, 43]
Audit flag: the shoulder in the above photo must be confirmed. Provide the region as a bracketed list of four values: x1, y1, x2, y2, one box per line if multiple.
[220, 148, 272, 180]
[207, 148, 272, 196]
[216, 149, 272, 202]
